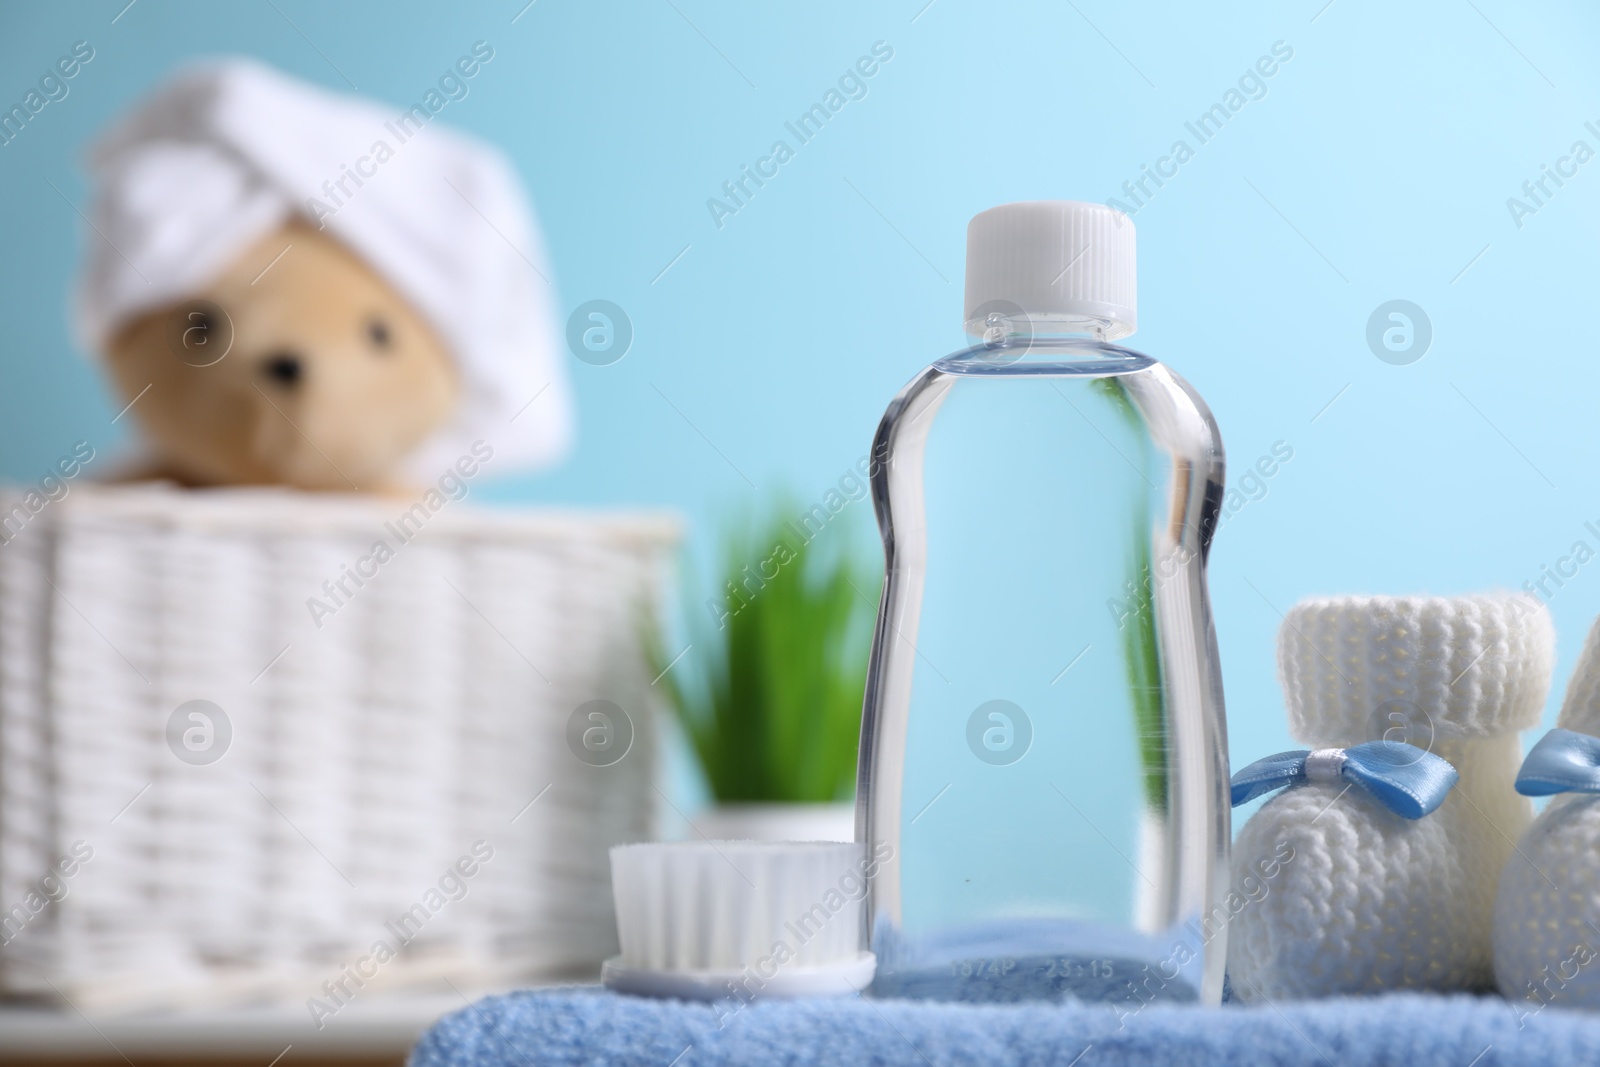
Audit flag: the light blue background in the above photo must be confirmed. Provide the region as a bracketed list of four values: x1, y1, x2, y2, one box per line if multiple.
[3, 0, 1598, 805]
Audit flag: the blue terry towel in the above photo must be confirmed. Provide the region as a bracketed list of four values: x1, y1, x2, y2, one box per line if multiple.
[410, 987, 1598, 1066]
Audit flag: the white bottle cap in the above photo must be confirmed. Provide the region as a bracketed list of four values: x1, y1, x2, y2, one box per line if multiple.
[964, 200, 1137, 340]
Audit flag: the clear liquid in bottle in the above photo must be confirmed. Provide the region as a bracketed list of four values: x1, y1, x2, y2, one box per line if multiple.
[857, 202, 1230, 1007]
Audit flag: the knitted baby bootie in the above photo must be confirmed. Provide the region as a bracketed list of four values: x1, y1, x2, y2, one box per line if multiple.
[1227, 593, 1553, 1000]
[1494, 616, 1600, 1011]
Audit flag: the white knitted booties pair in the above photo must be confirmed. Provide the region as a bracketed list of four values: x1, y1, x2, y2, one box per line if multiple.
[1227, 593, 1554, 1000]
[1495, 616, 1600, 1009]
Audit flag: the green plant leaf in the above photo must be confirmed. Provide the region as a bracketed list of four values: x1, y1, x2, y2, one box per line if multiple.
[648, 500, 879, 803]
[1092, 377, 1169, 814]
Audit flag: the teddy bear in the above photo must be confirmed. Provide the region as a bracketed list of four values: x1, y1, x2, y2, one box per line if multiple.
[103, 219, 458, 491]
[77, 58, 572, 491]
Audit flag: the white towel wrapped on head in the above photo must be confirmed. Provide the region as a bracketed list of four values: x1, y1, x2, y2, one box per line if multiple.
[76, 57, 572, 480]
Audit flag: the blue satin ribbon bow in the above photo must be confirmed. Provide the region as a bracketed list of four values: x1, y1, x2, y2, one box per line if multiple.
[1230, 740, 1460, 819]
[1515, 728, 1600, 796]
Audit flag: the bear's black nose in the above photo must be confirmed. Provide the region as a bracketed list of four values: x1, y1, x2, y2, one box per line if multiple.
[261, 352, 304, 388]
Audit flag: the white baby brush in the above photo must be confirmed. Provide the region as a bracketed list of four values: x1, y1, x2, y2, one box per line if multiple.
[603, 841, 877, 1000]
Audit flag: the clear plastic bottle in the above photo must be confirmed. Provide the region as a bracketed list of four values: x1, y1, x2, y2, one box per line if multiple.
[857, 201, 1229, 1007]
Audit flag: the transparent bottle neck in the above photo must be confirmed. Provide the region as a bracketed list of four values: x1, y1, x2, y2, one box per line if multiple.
[962, 311, 1121, 347]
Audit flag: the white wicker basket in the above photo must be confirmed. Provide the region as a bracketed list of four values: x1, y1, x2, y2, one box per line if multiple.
[0, 484, 677, 1009]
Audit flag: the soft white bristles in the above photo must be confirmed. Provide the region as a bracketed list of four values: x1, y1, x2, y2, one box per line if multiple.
[609, 841, 866, 973]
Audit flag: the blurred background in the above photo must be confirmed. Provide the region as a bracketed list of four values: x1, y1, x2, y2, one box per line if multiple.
[3, 0, 1599, 1060]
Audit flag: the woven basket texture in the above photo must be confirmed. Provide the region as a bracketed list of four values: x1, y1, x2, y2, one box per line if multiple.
[0, 484, 677, 1008]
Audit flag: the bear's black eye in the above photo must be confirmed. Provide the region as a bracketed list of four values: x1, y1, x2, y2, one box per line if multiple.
[366, 316, 392, 352]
